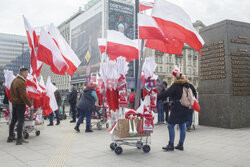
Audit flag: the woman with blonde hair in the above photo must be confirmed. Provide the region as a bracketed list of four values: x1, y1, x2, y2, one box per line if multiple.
[158, 69, 196, 151]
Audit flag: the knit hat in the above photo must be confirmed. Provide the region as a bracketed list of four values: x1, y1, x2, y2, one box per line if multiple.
[172, 66, 182, 78]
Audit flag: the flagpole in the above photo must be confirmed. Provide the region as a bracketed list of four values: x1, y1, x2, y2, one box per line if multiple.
[134, 39, 145, 109]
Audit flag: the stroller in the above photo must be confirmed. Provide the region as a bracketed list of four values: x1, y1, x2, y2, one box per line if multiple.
[91, 105, 109, 130]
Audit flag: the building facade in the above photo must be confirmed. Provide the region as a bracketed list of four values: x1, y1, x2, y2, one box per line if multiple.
[0, 33, 29, 83]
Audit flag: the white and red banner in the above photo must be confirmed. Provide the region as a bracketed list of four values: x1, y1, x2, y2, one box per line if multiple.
[4, 70, 15, 101]
[49, 24, 81, 76]
[106, 30, 139, 62]
[23, 16, 43, 77]
[139, 1, 154, 12]
[26, 74, 40, 100]
[24, 16, 80, 77]
[43, 76, 58, 116]
[138, 13, 183, 54]
[97, 38, 107, 54]
[151, 0, 204, 53]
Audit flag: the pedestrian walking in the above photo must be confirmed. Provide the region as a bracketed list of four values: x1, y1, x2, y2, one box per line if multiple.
[156, 79, 164, 125]
[7, 68, 33, 145]
[74, 82, 98, 133]
[162, 81, 170, 124]
[69, 84, 77, 123]
[158, 71, 196, 151]
[47, 83, 62, 126]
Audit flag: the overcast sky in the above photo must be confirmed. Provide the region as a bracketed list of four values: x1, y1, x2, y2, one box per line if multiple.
[0, 0, 250, 36]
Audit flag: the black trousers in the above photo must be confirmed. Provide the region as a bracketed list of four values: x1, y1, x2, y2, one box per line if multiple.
[164, 103, 170, 123]
[9, 104, 26, 140]
[70, 103, 76, 121]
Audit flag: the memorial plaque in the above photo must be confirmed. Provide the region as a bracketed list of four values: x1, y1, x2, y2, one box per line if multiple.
[199, 20, 250, 129]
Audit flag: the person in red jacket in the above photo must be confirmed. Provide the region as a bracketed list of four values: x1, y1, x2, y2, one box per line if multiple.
[128, 88, 135, 109]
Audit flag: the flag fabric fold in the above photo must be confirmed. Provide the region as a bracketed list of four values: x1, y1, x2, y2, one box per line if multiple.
[4, 70, 15, 101]
[23, 16, 43, 76]
[139, 1, 154, 12]
[151, 0, 204, 53]
[107, 30, 139, 62]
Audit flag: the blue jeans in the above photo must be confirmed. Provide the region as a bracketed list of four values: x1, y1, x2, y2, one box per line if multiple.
[157, 101, 164, 123]
[168, 123, 186, 144]
[77, 109, 91, 128]
[186, 109, 194, 128]
[49, 110, 60, 124]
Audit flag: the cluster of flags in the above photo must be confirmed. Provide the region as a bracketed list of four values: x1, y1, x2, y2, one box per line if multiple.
[4, 69, 58, 116]
[98, 0, 204, 62]
[23, 16, 81, 77]
[3, 16, 81, 116]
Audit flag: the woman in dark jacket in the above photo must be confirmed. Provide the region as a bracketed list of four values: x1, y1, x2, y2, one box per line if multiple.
[158, 71, 196, 151]
[74, 82, 98, 133]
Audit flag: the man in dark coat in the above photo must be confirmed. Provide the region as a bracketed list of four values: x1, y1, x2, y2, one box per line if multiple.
[7, 68, 32, 145]
[69, 84, 77, 123]
[158, 71, 196, 151]
[162, 81, 170, 123]
[47, 83, 62, 126]
[74, 82, 97, 133]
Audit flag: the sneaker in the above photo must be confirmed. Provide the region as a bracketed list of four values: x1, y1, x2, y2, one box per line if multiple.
[56, 122, 60, 125]
[155, 122, 161, 126]
[16, 140, 22, 145]
[70, 120, 76, 123]
[186, 127, 191, 132]
[47, 124, 53, 126]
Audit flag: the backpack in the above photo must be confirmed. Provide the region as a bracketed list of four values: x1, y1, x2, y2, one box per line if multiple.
[180, 86, 194, 108]
[129, 93, 135, 103]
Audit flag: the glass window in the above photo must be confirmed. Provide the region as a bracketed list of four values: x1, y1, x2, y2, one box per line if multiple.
[160, 67, 163, 72]
[156, 67, 158, 72]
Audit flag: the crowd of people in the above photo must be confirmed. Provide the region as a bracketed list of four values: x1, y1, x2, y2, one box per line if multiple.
[3, 67, 197, 151]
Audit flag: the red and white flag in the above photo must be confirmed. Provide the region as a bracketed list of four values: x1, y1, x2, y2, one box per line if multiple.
[4, 70, 15, 101]
[23, 16, 43, 76]
[43, 76, 58, 116]
[38, 76, 46, 92]
[138, 14, 183, 54]
[107, 30, 139, 62]
[139, 1, 154, 12]
[49, 24, 81, 76]
[152, 0, 204, 53]
[26, 74, 40, 100]
[37, 27, 69, 75]
[97, 38, 107, 54]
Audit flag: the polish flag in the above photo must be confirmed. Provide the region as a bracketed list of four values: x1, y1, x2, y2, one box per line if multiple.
[139, 1, 154, 12]
[38, 76, 46, 92]
[152, 0, 204, 53]
[4, 70, 15, 101]
[23, 16, 43, 76]
[138, 14, 183, 54]
[43, 76, 58, 116]
[107, 30, 139, 62]
[48, 24, 81, 76]
[26, 74, 40, 100]
[37, 27, 69, 75]
[98, 38, 107, 54]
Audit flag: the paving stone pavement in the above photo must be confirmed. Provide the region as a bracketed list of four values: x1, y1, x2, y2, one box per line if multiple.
[0, 119, 250, 167]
